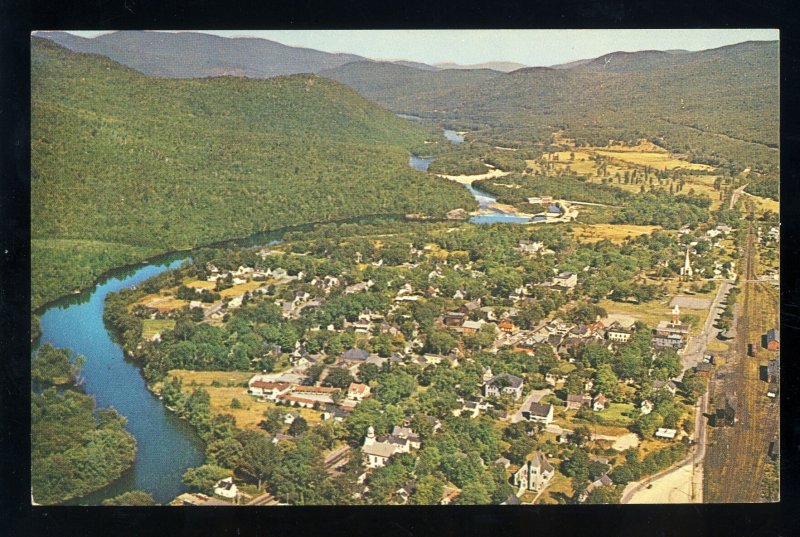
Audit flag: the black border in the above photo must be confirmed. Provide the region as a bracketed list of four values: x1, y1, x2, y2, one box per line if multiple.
[3, 0, 799, 536]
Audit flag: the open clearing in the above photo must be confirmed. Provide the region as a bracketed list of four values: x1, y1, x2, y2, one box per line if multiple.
[167, 369, 323, 431]
[219, 280, 266, 298]
[628, 459, 701, 504]
[743, 192, 779, 214]
[594, 150, 715, 172]
[572, 224, 661, 244]
[142, 319, 175, 339]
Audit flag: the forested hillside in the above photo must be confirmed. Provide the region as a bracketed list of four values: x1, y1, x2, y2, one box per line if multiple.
[323, 41, 779, 197]
[31, 38, 474, 308]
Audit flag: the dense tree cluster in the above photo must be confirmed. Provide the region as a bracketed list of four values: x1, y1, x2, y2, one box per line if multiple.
[31, 345, 137, 504]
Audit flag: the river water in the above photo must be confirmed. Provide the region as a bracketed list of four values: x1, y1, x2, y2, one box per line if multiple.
[34, 219, 404, 505]
[37, 254, 204, 505]
[407, 152, 534, 224]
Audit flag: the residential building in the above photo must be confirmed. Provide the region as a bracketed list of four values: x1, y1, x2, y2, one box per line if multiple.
[606, 321, 634, 343]
[653, 320, 690, 350]
[461, 320, 483, 335]
[341, 348, 369, 362]
[214, 477, 238, 500]
[566, 393, 591, 410]
[497, 321, 515, 333]
[652, 380, 678, 397]
[442, 312, 466, 327]
[552, 272, 578, 289]
[347, 383, 371, 401]
[248, 379, 292, 401]
[522, 402, 554, 424]
[518, 240, 545, 254]
[592, 394, 607, 412]
[482, 370, 524, 399]
[655, 428, 677, 440]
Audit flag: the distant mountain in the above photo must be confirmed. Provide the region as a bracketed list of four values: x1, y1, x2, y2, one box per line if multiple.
[559, 41, 776, 73]
[433, 61, 528, 72]
[392, 60, 440, 71]
[33, 31, 369, 78]
[321, 60, 504, 117]
[323, 40, 779, 188]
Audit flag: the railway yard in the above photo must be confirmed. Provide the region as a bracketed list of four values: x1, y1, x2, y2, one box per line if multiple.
[703, 221, 780, 502]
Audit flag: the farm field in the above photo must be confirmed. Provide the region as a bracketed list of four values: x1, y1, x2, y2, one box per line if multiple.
[593, 149, 715, 172]
[571, 224, 662, 244]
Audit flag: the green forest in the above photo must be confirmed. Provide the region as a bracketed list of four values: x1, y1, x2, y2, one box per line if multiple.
[31, 38, 474, 309]
[31, 344, 137, 504]
[323, 41, 779, 199]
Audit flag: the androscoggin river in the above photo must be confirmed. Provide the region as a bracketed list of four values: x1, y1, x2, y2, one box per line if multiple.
[37, 226, 290, 505]
[35, 124, 528, 506]
[408, 154, 538, 224]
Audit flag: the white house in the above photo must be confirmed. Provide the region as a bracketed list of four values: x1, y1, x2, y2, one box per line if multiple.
[214, 477, 238, 499]
[248, 377, 293, 400]
[482, 369, 524, 400]
[592, 393, 607, 412]
[347, 382, 371, 401]
[655, 428, 677, 440]
[512, 451, 555, 492]
[552, 272, 578, 289]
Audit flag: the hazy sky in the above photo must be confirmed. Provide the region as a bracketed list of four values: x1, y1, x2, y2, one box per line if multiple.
[64, 29, 778, 66]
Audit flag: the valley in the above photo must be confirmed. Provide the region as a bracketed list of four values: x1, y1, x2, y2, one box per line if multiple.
[29, 30, 779, 508]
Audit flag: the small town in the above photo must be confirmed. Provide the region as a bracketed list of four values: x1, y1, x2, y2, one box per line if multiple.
[87, 207, 778, 506]
[27, 29, 779, 513]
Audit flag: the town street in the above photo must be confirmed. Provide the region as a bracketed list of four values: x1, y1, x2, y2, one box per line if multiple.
[621, 390, 709, 503]
[679, 279, 733, 375]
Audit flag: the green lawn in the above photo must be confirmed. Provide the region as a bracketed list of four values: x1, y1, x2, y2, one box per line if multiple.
[595, 403, 635, 426]
[142, 319, 176, 340]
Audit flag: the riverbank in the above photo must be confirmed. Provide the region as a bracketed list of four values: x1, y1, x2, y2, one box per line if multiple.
[434, 168, 510, 184]
[33, 214, 414, 315]
[37, 256, 207, 505]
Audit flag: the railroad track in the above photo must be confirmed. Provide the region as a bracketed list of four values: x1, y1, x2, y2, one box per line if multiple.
[703, 222, 779, 502]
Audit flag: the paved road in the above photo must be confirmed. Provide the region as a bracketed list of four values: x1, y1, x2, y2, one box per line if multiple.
[621, 390, 709, 503]
[680, 279, 732, 376]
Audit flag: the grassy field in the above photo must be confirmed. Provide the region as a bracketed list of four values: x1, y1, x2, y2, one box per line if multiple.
[536, 470, 573, 504]
[142, 319, 176, 339]
[184, 279, 217, 290]
[167, 369, 324, 431]
[219, 280, 267, 298]
[744, 192, 779, 214]
[594, 150, 715, 172]
[572, 224, 661, 244]
[527, 141, 726, 214]
[595, 403, 635, 426]
[598, 282, 715, 335]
